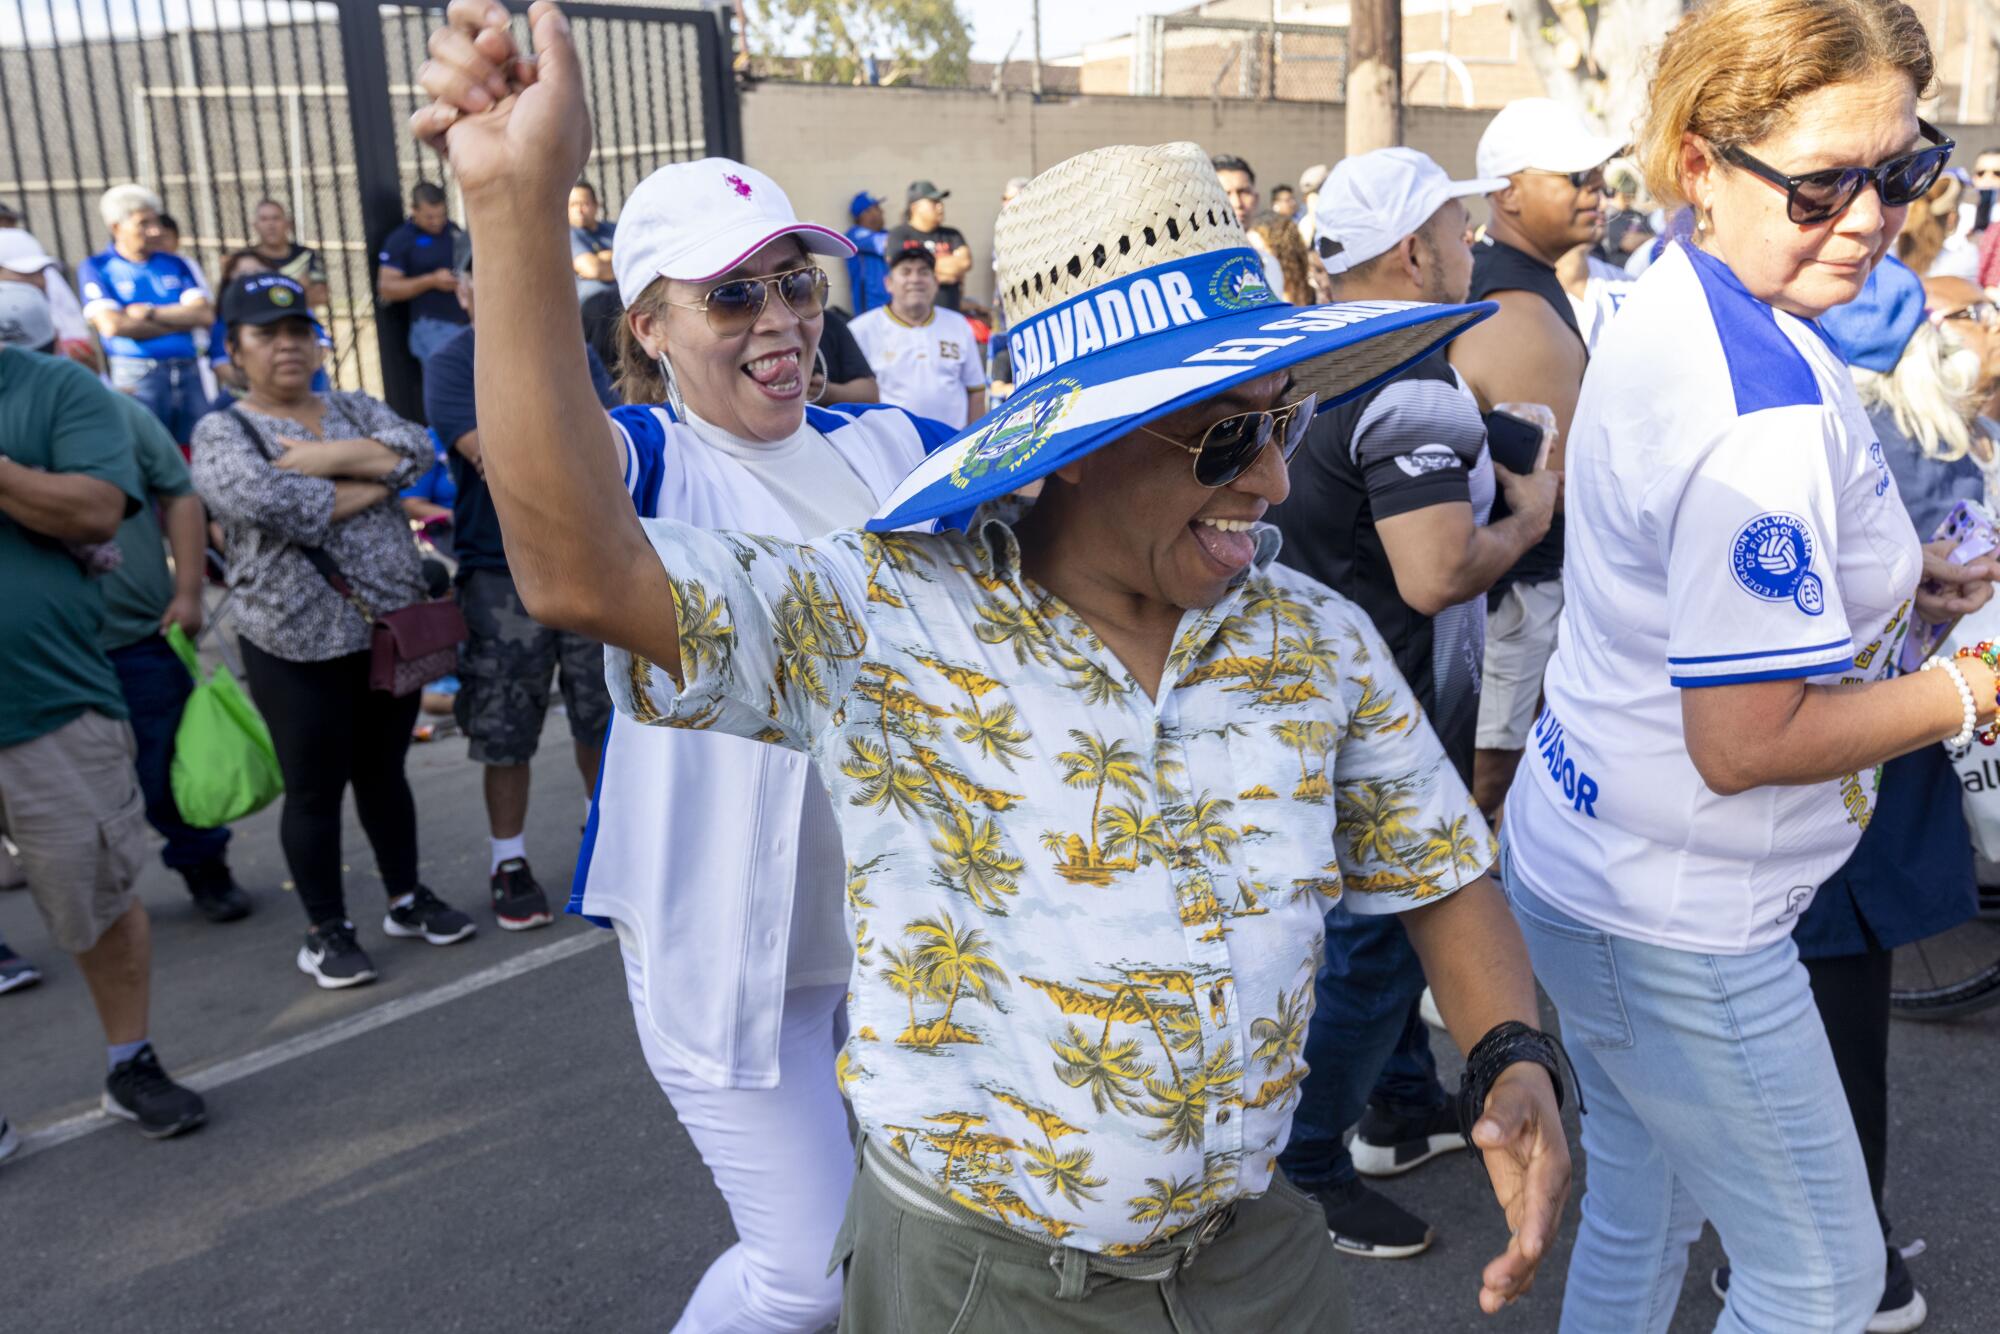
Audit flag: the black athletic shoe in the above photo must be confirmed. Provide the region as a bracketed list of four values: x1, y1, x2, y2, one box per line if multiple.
[489, 858, 554, 932]
[297, 919, 379, 989]
[0, 934, 40, 995]
[102, 1045, 206, 1139]
[0, 1116, 20, 1163]
[179, 860, 253, 924]
[1307, 1178, 1435, 1258]
[1712, 1249, 1926, 1333]
[1350, 1100, 1469, 1177]
[383, 886, 476, 945]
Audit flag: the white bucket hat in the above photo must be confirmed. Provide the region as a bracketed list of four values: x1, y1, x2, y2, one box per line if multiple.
[612, 157, 854, 307]
[869, 141, 1496, 531]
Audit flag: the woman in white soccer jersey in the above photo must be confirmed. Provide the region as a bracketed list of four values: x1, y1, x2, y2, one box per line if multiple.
[1498, 3, 1998, 1332]
[530, 158, 949, 1329]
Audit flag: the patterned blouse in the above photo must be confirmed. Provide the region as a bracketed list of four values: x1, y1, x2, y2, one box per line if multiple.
[608, 514, 1494, 1255]
[191, 392, 429, 662]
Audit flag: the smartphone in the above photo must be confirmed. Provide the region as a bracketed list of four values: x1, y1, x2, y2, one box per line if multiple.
[1898, 497, 2000, 673]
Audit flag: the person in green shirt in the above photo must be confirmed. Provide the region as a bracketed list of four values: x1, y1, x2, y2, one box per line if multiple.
[100, 392, 254, 923]
[0, 281, 208, 1139]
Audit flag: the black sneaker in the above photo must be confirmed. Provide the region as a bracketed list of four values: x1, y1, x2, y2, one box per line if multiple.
[1713, 1249, 1926, 1333]
[0, 1116, 20, 1164]
[179, 860, 253, 924]
[383, 886, 476, 945]
[102, 1044, 206, 1139]
[1307, 1178, 1435, 1258]
[297, 919, 379, 989]
[0, 934, 40, 995]
[1350, 1100, 1469, 1177]
[489, 858, 554, 932]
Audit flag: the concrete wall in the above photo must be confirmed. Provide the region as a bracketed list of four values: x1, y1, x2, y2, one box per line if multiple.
[741, 81, 1501, 311]
[739, 80, 1998, 313]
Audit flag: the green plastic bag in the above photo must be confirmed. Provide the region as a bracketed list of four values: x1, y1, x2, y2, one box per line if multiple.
[166, 624, 284, 828]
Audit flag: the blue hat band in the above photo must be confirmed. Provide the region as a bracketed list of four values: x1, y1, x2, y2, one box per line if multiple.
[1006, 247, 1281, 387]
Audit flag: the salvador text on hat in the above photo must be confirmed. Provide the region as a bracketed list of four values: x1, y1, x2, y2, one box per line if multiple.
[868, 141, 1497, 532]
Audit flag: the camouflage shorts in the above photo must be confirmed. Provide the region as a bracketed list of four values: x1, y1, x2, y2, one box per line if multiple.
[455, 569, 613, 766]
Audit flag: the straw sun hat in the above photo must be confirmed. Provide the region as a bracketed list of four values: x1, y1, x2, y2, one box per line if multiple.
[869, 140, 1495, 531]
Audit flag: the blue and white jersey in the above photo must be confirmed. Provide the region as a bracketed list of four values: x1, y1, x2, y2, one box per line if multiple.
[571, 399, 954, 1088]
[1507, 242, 1924, 954]
[75, 249, 208, 360]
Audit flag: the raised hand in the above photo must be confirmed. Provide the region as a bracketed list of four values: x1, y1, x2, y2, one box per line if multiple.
[1471, 1063, 1571, 1315]
[411, 0, 590, 213]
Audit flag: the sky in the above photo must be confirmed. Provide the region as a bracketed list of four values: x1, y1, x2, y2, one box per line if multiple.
[963, 0, 1182, 63]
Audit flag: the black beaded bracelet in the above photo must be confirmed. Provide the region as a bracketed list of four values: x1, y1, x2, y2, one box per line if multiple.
[1454, 1021, 1582, 1174]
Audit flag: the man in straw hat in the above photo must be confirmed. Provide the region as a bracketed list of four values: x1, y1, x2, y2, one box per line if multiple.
[413, 4, 1570, 1325]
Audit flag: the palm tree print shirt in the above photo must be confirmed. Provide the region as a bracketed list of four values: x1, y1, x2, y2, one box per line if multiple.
[606, 514, 1495, 1254]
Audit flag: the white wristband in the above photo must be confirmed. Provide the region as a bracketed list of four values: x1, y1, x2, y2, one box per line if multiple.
[1924, 656, 1977, 756]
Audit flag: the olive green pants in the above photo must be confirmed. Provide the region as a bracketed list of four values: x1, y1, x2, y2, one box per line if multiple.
[831, 1139, 1351, 1334]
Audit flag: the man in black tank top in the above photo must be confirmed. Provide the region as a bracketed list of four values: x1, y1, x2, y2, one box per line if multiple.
[1448, 97, 1621, 819]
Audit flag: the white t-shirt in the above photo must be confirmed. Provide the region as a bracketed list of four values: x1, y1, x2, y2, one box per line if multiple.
[1506, 243, 1924, 955]
[848, 303, 986, 428]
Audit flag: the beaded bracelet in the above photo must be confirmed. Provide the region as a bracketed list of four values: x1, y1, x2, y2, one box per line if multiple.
[1951, 642, 2000, 746]
[1925, 657, 1978, 756]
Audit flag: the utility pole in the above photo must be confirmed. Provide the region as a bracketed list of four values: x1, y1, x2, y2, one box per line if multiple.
[1346, 0, 1403, 155]
[1031, 0, 1043, 97]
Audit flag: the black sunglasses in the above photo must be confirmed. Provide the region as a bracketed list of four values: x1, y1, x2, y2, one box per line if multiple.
[1721, 120, 1954, 225]
[1138, 392, 1318, 487]
[666, 264, 828, 336]
[1521, 166, 1607, 191]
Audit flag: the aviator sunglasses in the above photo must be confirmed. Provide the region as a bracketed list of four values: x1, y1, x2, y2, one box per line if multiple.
[1721, 120, 1954, 226]
[1138, 391, 1319, 487]
[667, 264, 829, 336]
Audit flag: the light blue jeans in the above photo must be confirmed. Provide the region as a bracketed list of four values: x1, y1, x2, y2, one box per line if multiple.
[1497, 844, 1882, 1334]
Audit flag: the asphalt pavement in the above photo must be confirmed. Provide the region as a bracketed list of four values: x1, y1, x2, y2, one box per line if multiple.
[4, 715, 1997, 1332]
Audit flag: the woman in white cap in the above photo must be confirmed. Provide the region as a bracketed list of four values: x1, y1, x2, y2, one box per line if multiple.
[423, 37, 952, 1334]
[417, 4, 1579, 1328]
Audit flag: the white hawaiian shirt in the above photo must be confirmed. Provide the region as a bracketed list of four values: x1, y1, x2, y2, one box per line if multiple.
[608, 514, 1494, 1254]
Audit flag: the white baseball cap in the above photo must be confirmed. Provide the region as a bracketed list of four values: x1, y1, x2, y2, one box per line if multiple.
[1476, 98, 1625, 181]
[1313, 148, 1508, 276]
[0, 228, 57, 275]
[613, 157, 855, 307]
[0, 281, 55, 349]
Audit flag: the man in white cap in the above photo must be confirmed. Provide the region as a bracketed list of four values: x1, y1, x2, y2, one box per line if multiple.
[1448, 97, 1621, 821]
[1272, 146, 1561, 1263]
[416, 4, 1574, 1325]
[0, 229, 96, 367]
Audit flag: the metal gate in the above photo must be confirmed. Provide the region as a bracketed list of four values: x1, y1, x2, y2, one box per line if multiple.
[0, 0, 738, 417]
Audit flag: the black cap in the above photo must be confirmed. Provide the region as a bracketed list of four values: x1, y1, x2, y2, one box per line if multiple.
[220, 273, 311, 327]
[885, 236, 935, 270]
[906, 180, 949, 204]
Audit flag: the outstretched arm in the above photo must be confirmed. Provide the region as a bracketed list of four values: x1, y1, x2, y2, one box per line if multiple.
[415, 0, 679, 679]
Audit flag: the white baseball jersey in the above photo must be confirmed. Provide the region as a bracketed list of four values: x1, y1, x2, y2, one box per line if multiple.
[848, 303, 986, 428]
[1506, 242, 1924, 954]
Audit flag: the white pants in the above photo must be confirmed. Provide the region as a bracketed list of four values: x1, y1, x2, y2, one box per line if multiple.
[619, 940, 852, 1334]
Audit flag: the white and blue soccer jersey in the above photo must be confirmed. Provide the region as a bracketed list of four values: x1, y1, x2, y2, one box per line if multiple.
[567, 399, 955, 1088]
[75, 249, 208, 361]
[1506, 243, 1924, 954]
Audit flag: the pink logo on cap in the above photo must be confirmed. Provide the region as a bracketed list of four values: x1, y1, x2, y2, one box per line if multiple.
[724, 174, 753, 199]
